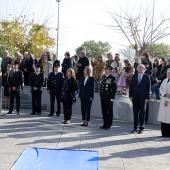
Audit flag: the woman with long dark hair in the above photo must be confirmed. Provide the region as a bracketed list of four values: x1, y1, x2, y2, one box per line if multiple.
[153, 58, 167, 100]
[61, 68, 78, 124]
[142, 52, 153, 71]
[79, 67, 95, 126]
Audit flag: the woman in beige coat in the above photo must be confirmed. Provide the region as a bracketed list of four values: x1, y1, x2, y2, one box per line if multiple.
[157, 68, 170, 137]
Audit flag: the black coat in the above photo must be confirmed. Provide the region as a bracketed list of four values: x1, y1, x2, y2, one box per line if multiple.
[157, 65, 168, 82]
[29, 72, 44, 90]
[8, 70, 23, 89]
[61, 77, 78, 101]
[23, 58, 35, 73]
[76, 57, 89, 80]
[47, 72, 63, 93]
[129, 73, 150, 102]
[61, 58, 72, 76]
[79, 76, 95, 100]
[100, 74, 117, 101]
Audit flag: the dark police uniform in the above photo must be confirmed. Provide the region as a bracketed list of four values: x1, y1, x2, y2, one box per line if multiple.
[47, 70, 63, 116]
[2, 70, 10, 97]
[7, 68, 23, 114]
[100, 65, 117, 130]
[29, 70, 44, 115]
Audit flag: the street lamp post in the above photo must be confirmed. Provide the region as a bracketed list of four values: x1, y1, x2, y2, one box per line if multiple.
[56, 0, 61, 59]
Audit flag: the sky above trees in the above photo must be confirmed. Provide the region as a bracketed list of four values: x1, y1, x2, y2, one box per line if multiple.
[1, 0, 170, 59]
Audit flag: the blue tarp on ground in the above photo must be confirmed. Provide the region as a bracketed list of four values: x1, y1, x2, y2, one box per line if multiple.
[11, 147, 99, 170]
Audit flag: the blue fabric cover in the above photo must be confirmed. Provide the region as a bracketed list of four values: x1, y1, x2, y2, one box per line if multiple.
[11, 147, 99, 170]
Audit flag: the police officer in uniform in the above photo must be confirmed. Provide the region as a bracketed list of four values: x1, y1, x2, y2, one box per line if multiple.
[100, 65, 117, 130]
[30, 65, 44, 115]
[7, 61, 23, 114]
[47, 63, 63, 116]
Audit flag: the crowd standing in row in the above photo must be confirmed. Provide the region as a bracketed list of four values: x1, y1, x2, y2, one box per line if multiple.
[1, 50, 170, 136]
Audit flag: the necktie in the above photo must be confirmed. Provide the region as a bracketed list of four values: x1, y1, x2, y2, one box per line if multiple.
[138, 74, 142, 84]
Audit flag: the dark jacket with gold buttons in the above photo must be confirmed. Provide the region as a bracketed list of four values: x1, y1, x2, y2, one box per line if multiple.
[100, 74, 117, 101]
[8, 70, 23, 89]
[47, 72, 63, 93]
[29, 72, 44, 90]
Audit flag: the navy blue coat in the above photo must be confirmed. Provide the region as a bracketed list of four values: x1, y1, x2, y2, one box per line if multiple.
[129, 73, 150, 102]
[79, 76, 95, 100]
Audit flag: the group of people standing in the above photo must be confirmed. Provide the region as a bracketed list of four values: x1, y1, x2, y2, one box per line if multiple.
[1, 49, 170, 136]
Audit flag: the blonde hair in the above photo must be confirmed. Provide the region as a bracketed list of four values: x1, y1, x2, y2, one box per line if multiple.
[67, 68, 76, 79]
[85, 67, 92, 77]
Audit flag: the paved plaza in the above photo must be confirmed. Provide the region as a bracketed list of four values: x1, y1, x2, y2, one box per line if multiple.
[0, 109, 170, 170]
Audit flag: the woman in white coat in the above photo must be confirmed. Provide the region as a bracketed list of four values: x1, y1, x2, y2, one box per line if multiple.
[44, 52, 53, 87]
[157, 68, 170, 137]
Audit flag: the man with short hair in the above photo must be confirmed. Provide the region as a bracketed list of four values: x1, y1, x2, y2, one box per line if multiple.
[106, 53, 114, 66]
[1, 50, 12, 76]
[129, 64, 150, 134]
[47, 63, 63, 116]
[76, 51, 89, 87]
[7, 61, 23, 115]
[100, 65, 117, 130]
[52, 54, 60, 71]
[30, 65, 44, 115]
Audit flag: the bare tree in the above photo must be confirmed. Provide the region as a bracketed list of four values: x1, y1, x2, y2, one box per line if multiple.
[107, 0, 170, 56]
[119, 48, 136, 63]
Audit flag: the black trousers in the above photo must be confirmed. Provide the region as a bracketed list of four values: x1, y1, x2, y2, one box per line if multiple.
[81, 99, 92, 121]
[32, 90, 42, 114]
[63, 98, 73, 120]
[23, 71, 30, 86]
[133, 97, 146, 130]
[9, 89, 20, 112]
[50, 92, 61, 115]
[101, 100, 113, 128]
[161, 123, 170, 137]
[145, 103, 149, 123]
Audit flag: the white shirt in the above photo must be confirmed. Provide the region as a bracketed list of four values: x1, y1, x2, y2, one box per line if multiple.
[84, 76, 88, 85]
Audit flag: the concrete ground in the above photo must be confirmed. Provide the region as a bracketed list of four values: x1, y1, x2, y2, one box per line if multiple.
[0, 109, 170, 170]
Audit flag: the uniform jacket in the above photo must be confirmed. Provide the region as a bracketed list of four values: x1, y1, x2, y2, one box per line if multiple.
[157, 78, 170, 123]
[129, 73, 150, 102]
[61, 58, 72, 76]
[1, 57, 12, 72]
[2, 71, 10, 87]
[76, 57, 89, 80]
[29, 72, 44, 90]
[8, 70, 23, 89]
[79, 76, 95, 100]
[47, 72, 63, 93]
[100, 74, 117, 101]
[91, 60, 105, 80]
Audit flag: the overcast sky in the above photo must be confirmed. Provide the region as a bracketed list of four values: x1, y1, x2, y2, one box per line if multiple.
[1, 0, 170, 59]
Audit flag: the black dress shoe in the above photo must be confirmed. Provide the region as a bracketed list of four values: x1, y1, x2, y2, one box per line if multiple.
[17, 112, 20, 115]
[7, 112, 12, 114]
[100, 126, 106, 129]
[48, 114, 53, 116]
[105, 127, 110, 130]
[37, 113, 41, 116]
[30, 113, 36, 115]
[56, 113, 60, 117]
[138, 129, 144, 134]
[131, 129, 138, 133]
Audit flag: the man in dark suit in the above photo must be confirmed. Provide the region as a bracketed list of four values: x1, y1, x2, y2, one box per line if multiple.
[1, 50, 12, 76]
[129, 64, 151, 134]
[76, 51, 89, 87]
[100, 65, 117, 130]
[30, 65, 44, 115]
[7, 61, 23, 115]
[47, 63, 63, 116]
